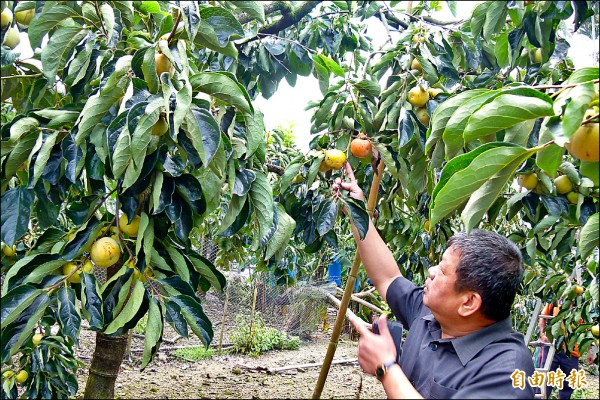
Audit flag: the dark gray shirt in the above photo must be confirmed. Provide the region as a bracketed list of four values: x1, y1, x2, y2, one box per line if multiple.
[386, 276, 535, 399]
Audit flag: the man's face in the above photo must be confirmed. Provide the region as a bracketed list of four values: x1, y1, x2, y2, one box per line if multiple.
[423, 246, 464, 314]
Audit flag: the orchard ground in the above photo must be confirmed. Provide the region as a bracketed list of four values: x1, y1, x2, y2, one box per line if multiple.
[71, 318, 599, 399]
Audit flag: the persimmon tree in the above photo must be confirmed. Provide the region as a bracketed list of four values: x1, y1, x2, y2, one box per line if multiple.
[0, 1, 599, 399]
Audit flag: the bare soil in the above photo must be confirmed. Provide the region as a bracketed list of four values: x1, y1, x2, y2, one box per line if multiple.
[72, 318, 599, 399]
[73, 323, 385, 399]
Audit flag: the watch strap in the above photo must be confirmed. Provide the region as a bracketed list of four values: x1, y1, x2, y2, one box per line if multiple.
[376, 360, 398, 381]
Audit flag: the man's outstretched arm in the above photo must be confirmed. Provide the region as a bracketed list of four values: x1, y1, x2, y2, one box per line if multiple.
[332, 162, 401, 301]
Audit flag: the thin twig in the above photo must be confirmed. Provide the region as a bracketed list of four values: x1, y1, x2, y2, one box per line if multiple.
[93, 2, 110, 39]
[0, 74, 42, 80]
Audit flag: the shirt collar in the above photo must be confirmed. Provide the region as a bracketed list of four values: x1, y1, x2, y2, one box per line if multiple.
[421, 314, 514, 366]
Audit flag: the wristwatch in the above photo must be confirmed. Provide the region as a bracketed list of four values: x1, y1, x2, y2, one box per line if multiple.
[375, 360, 398, 381]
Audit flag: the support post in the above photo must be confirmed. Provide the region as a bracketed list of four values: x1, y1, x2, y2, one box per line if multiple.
[312, 159, 385, 399]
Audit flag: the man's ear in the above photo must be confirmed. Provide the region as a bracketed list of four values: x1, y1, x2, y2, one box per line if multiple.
[458, 291, 482, 317]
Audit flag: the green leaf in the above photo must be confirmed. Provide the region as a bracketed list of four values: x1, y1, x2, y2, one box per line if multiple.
[142, 47, 159, 94]
[5, 130, 39, 178]
[353, 79, 381, 100]
[264, 204, 296, 261]
[580, 161, 599, 187]
[426, 89, 486, 154]
[229, 1, 265, 22]
[190, 72, 253, 115]
[244, 110, 265, 158]
[130, 98, 162, 169]
[482, 1, 507, 40]
[7, 293, 51, 360]
[431, 144, 532, 225]
[8, 116, 39, 142]
[174, 77, 192, 135]
[32, 131, 58, 186]
[111, 126, 131, 179]
[443, 91, 498, 159]
[195, 23, 239, 58]
[316, 54, 345, 78]
[249, 172, 274, 249]
[81, 273, 104, 330]
[560, 82, 596, 139]
[75, 75, 129, 146]
[140, 297, 163, 371]
[198, 7, 244, 47]
[564, 67, 600, 84]
[316, 198, 337, 236]
[188, 255, 225, 291]
[535, 119, 565, 176]
[100, 3, 115, 42]
[1, 187, 35, 247]
[279, 160, 303, 193]
[104, 280, 145, 335]
[41, 26, 88, 83]
[463, 93, 555, 142]
[579, 213, 598, 259]
[57, 287, 81, 345]
[461, 150, 535, 232]
[164, 300, 188, 338]
[1, 285, 41, 328]
[345, 197, 369, 240]
[170, 295, 213, 346]
[216, 194, 247, 235]
[373, 142, 398, 179]
[494, 33, 510, 69]
[28, 5, 79, 49]
[165, 246, 190, 284]
[139, 1, 160, 14]
[22, 260, 64, 286]
[184, 107, 221, 166]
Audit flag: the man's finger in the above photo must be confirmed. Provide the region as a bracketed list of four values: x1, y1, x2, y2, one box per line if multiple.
[344, 162, 356, 181]
[376, 314, 390, 336]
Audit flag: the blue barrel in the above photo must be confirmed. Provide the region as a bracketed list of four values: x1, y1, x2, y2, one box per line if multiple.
[328, 260, 342, 286]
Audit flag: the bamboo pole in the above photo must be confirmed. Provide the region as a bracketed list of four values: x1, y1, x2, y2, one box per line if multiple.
[312, 159, 385, 399]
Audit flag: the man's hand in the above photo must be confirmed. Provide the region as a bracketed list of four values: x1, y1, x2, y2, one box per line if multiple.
[332, 162, 365, 202]
[349, 314, 397, 376]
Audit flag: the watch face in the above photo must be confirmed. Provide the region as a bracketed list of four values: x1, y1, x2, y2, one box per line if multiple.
[376, 365, 385, 380]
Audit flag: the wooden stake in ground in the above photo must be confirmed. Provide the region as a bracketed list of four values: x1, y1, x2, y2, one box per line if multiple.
[312, 159, 385, 399]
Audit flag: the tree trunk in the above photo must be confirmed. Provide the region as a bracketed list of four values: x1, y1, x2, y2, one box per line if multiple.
[84, 332, 128, 399]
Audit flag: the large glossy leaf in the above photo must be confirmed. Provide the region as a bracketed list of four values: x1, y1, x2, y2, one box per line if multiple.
[81, 273, 104, 330]
[184, 107, 221, 166]
[5, 129, 39, 178]
[233, 169, 256, 196]
[28, 5, 79, 49]
[0, 187, 34, 247]
[188, 255, 225, 291]
[249, 172, 274, 249]
[461, 149, 537, 232]
[198, 7, 244, 47]
[103, 280, 145, 335]
[41, 26, 88, 83]
[559, 81, 596, 139]
[6, 293, 51, 361]
[579, 213, 598, 259]
[170, 295, 213, 346]
[57, 287, 81, 345]
[264, 204, 296, 261]
[1, 285, 41, 328]
[228, 1, 265, 22]
[140, 297, 163, 370]
[431, 144, 533, 225]
[190, 72, 253, 114]
[279, 159, 303, 193]
[32, 131, 58, 186]
[442, 91, 498, 159]
[463, 93, 554, 142]
[344, 197, 369, 240]
[165, 246, 190, 284]
[75, 75, 129, 146]
[316, 198, 337, 236]
[216, 194, 248, 236]
[244, 110, 265, 158]
[535, 119, 565, 175]
[164, 300, 188, 338]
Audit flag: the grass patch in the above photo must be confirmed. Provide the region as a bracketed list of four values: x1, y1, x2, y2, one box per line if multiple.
[230, 313, 300, 356]
[172, 345, 214, 361]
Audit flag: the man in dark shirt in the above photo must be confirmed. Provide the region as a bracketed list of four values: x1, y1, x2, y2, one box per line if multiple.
[333, 162, 535, 399]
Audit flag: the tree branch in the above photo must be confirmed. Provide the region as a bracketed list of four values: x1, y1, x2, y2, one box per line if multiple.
[266, 163, 285, 176]
[259, 1, 321, 35]
[238, 1, 292, 25]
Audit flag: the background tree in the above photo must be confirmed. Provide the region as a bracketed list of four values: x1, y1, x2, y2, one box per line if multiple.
[1, 1, 598, 399]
